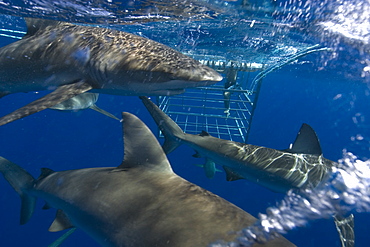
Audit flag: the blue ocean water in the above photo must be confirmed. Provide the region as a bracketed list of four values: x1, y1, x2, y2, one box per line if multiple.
[0, 0, 369, 246]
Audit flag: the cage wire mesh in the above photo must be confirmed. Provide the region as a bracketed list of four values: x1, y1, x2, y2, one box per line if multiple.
[156, 58, 265, 143]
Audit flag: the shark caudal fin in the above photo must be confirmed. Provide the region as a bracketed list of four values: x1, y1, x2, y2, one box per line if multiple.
[0, 157, 36, 225]
[139, 96, 185, 154]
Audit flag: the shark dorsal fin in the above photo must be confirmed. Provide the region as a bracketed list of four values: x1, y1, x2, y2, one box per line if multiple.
[48, 228, 76, 247]
[223, 166, 244, 181]
[199, 131, 211, 137]
[25, 18, 62, 37]
[49, 209, 74, 232]
[38, 168, 55, 180]
[42, 203, 52, 210]
[288, 123, 322, 155]
[118, 112, 173, 173]
[192, 151, 202, 158]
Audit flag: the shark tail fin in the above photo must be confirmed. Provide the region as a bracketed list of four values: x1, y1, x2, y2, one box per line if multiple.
[140, 96, 184, 154]
[0, 157, 36, 225]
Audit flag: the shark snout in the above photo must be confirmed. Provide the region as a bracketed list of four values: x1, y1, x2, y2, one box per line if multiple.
[171, 64, 223, 84]
[189, 66, 223, 82]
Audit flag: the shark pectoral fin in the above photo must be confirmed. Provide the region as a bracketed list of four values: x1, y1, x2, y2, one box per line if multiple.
[49, 209, 75, 232]
[193, 164, 223, 173]
[0, 81, 93, 126]
[0, 157, 36, 225]
[204, 158, 216, 179]
[334, 214, 355, 247]
[223, 166, 244, 181]
[20, 194, 37, 225]
[48, 228, 76, 247]
[89, 104, 121, 121]
[215, 167, 223, 173]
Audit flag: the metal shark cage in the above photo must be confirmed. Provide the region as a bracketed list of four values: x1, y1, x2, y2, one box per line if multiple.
[155, 55, 265, 143]
[155, 45, 329, 143]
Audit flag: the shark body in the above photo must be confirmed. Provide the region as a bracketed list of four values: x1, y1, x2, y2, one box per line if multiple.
[140, 96, 335, 193]
[0, 112, 294, 247]
[0, 18, 221, 126]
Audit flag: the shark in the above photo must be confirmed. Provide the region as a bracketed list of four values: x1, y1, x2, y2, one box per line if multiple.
[49, 92, 121, 121]
[140, 96, 335, 191]
[0, 112, 295, 247]
[0, 18, 222, 126]
[140, 96, 355, 247]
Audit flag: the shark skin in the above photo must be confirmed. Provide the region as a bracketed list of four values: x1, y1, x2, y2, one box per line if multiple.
[0, 112, 295, 247]
[50, 92, 121, 121]
[0, 18, 222, 126]
[140, 96, 355, 247]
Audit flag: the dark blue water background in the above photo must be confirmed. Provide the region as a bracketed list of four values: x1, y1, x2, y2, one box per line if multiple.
[0, 1, 369, 246]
